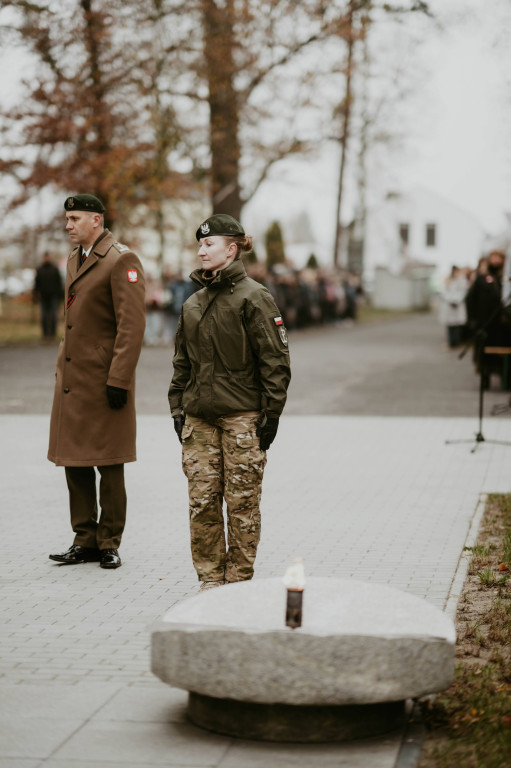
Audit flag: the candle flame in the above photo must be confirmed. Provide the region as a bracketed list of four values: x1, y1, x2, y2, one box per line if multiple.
[283, 557, 305, 589]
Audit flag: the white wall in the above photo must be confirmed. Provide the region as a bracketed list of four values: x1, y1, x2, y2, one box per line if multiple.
[365, 187, 486, 289]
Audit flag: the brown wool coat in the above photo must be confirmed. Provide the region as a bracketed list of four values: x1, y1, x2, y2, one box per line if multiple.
[48, 230, 146, 467]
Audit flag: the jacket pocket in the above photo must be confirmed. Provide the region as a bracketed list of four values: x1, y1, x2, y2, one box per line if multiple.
[236, 433, 253, 449]
[181, 423, 194, 441]
[95, 344, 109, 366]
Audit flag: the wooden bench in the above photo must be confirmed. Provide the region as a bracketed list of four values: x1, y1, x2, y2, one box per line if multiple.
[483, 346, 511, 390]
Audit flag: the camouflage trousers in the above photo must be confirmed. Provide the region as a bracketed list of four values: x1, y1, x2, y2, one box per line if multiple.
[181, 412, 267, 583]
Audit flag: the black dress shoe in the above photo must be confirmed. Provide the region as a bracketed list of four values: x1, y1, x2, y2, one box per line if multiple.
[100, 548, 122, 569]
[49, 544, 101, 564]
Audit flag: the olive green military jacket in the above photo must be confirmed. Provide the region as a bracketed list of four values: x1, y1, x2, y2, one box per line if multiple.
[168, 260, 291, 420]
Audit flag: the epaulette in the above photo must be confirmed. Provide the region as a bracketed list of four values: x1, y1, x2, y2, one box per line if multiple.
[114, 242, 130, 253]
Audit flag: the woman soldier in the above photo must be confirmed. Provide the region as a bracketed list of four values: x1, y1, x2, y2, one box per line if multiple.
[168, 214, 291, 591]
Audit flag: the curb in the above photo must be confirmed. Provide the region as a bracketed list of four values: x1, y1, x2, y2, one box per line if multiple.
[394, 701, 426, 768]
[444, 494, 486, 619]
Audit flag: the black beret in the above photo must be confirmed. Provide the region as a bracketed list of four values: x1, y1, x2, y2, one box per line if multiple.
[196, 214, 245, 241]
[64, 194, 105, 213]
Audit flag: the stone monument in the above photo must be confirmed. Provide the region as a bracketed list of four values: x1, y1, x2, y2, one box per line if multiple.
[151, 578, 455, 742]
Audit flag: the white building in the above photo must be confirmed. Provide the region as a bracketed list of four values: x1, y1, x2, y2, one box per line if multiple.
[364, 186, 486, 291]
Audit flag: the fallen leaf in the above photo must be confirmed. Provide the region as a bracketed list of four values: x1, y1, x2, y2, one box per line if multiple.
[498, 563, 509, 571]
[501, 714, 511, 727]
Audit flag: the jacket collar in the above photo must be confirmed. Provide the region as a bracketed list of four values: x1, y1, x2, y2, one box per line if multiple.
[68, 229, 113, 285]
[86, 228, 111, 258]
[190, 259, 247, 289]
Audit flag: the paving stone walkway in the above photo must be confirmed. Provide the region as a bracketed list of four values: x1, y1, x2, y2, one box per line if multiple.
[2, 313, 511, 766]
[1, 409, 511, 767]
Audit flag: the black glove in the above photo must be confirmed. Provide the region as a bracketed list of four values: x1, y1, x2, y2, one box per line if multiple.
[256, 415, 279, 451]
[106, 385, 128, 409]
[173, 414, 185, 443]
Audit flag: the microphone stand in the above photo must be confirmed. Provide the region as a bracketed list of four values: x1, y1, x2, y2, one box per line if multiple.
[446, 295, 511, 452]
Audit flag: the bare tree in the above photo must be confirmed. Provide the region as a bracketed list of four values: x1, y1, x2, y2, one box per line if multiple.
[0, 0, 433, 258]
[0, 0, 182, 231]
[331, 0, 433, 267]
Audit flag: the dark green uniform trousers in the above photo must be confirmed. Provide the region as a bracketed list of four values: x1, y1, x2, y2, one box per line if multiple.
[65, 465, 126, 550]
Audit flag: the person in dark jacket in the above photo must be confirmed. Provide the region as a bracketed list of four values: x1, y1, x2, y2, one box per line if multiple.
[169, 214, 291, 591]
[465, 249, 511, 387]
[33, 252, 64, 339]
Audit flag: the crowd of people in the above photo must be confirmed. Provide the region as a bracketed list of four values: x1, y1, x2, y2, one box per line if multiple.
[144, 263, 364, 346]
[438, 250, 511, 388]
[27, 253, 364, 347]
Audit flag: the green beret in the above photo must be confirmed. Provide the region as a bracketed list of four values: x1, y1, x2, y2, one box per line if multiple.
[64, 194, 105, 213]
[195, 214, 245, 241]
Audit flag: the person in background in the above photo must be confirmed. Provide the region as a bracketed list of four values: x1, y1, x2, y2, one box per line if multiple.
[48, 194, 146, 569]
[144, 274, 164, 346]
[440, 265, 468, 348]
[162, 270, 197, 346]
[33, 252, 64, 340]
[169, 214, 291, 592]
[465, 249, 511, 388]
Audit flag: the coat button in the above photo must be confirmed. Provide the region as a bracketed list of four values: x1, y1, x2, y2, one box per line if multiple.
[67, 324, 72, 329]
[64, 388, 70, 393]
[66, 356, 71, 362]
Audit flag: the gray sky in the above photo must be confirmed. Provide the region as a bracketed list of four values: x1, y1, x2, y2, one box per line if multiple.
[1, 0, 510, 243]
[400, 0, 511, 232]
[245, 0, 511, 246]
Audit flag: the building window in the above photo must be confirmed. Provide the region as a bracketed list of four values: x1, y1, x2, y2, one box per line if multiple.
[426, 223, 437, 247]
[399, 223, 409, 246]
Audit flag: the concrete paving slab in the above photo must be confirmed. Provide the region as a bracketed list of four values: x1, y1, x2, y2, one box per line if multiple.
[91, 683, 187, 723]
[0, 715, 84, 760]
[217, 732, 403, 768]
[42, 763, 201, 768]
[50, 720, 231, 765]
[0, 760, 41, 768]
[0, 683, 119, 720]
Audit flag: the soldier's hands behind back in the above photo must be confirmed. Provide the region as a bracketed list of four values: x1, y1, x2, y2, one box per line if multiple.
[106, 385, 128, 409]
[173, 414, 185, 443]
[256, 415, 279, 451]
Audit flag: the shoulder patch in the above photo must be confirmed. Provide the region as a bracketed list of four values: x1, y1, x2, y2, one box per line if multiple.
[127, 268, 139, 283]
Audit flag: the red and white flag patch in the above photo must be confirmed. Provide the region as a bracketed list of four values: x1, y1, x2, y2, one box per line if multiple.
[127, 269, 138, 283]
[274, 316, 283, 326]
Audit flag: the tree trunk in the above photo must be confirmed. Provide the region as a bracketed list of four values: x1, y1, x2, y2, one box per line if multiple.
[333, 5, 355, 268]
[201, 0, 242, 220]
[81, 0, 114, 224]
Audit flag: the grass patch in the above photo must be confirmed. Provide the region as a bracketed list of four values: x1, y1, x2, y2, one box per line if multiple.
[356, 305, 420, 324]
[418, 494, 511, 767]
[0, 295, 64, 345]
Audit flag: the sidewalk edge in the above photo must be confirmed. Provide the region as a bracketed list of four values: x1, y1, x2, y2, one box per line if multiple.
[444, 494, 486, 619]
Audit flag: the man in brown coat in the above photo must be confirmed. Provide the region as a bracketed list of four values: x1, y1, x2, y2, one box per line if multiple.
[48, 194, 146, 569]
